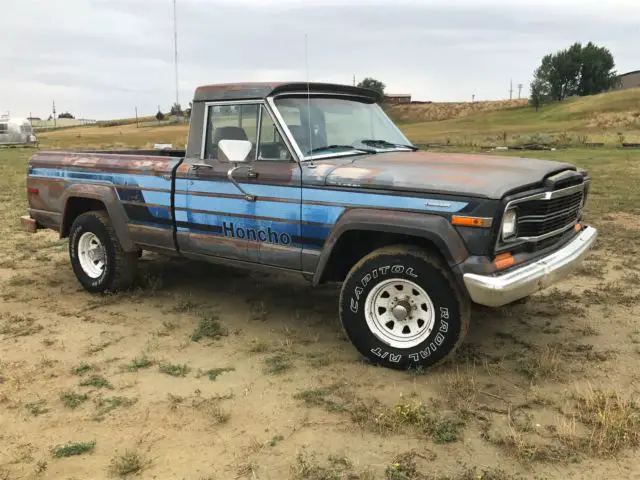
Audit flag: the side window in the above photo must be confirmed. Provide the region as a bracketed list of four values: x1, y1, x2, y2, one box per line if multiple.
[257, 106, 292, 161]
[203, 104, 259, 159]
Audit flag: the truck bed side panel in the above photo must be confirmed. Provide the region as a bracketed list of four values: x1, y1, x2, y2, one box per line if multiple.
[28, 151, 182, 252]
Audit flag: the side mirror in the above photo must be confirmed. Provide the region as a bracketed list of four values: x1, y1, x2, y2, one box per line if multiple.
[217, 139, 252, 163]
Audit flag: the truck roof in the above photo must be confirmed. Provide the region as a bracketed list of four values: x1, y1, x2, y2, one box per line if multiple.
[193, 82, 381, 103]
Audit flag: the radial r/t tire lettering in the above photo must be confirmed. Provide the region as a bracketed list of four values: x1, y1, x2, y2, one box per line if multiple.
[339, 245, 470, 370]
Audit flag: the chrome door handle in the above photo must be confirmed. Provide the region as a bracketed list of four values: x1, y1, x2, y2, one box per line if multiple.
[246, 170, 258, 179]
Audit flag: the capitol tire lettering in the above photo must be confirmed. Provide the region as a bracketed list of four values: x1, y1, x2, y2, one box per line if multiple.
[339, 244, 470, 371]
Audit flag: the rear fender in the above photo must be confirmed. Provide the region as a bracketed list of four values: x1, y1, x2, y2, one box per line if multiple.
[61, 184, 136, 252]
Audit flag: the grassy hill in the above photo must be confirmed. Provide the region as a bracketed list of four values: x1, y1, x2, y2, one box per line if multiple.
[387, 99, 528, 123]
[36, 88, 640, 150]
[401, 88, 640, 146]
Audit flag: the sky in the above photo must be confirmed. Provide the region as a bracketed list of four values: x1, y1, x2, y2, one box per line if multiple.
[1, 0, 638, 120]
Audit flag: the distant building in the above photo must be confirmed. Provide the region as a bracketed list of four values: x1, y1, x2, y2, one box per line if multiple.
[385, 94, 412, 104]
[616, 70, 640, 90]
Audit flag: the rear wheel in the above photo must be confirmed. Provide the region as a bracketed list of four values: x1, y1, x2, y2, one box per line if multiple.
[69, 211, 138, 293]
[339, 245, 470, 370]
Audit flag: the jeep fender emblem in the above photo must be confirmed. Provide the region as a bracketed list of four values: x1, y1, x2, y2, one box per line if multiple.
[424, 200, 452, 208]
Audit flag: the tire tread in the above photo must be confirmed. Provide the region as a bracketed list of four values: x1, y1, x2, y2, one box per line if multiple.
[339, 244, 470, 369]
[72, 211, 137, 291]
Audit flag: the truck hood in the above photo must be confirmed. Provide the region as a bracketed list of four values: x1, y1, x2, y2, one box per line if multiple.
[312, 151, 577, 199]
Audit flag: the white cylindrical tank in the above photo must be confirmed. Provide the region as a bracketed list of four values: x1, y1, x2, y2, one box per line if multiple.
[0, 116, 37, 145]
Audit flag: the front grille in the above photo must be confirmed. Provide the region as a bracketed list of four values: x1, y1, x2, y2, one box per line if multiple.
[515, 190, 584, 238]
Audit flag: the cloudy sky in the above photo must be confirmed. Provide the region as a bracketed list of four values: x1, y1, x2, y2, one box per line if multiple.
[1, 0, 638, 120]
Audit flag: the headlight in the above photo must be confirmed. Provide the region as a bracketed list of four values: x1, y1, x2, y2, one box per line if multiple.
[502, 209, 517, 239]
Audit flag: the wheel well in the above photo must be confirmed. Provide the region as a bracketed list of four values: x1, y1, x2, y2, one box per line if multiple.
[318, 230, 447, 284]
[61, 197, 107, 237]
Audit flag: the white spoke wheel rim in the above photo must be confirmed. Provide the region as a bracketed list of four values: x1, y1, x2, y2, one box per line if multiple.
[77, 232, 106, 279]
[364, 278, 435, 349]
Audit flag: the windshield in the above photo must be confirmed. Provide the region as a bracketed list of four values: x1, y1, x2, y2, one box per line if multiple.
[273, 96, 413, 159]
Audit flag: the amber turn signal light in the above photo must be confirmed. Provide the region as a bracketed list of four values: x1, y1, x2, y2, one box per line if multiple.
[451, 215, 492, 228]
[494, 252, 515, 270]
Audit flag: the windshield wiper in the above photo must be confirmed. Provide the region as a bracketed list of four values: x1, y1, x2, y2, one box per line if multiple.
[306, 144, 377, 155]
[359, 139, 418, 151]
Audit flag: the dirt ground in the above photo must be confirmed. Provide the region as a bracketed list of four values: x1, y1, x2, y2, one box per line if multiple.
[1, 147, 640, 480]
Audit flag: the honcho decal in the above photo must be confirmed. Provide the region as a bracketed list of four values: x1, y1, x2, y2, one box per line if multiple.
[222, 221, 291, 245]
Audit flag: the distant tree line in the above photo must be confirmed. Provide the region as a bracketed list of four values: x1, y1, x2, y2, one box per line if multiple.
[530, 42, 619, 111]
[156, 101, 192, 121]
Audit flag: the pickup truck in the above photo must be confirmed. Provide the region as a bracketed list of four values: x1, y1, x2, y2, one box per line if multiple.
[23, 82, 597, 370]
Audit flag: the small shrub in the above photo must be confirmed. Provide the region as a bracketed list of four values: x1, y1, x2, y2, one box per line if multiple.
[159, 363, 190, 377]
[72, 363, 94, 376]
[79, 375, 113, 389]
[127, 355, 153, 372]
[203, 367, 235, 381]
[51, 441, 96, 458]
[263, 354, 293, 375]
[94, 396, 137, 416]
[191, 314, 228, 342]
[25, 399, 49, 417]
[60, 391, 89, 409]
[269, 435, 284, 447]
[108, 450, 148, 476]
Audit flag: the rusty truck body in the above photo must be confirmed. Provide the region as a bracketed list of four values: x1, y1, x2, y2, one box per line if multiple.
[23, 82, 598, 370]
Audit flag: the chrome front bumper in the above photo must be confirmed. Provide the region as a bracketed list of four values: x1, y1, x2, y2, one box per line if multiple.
[463, 226, 598, 307]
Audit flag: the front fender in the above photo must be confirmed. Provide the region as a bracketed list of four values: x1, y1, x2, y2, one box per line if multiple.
[312, 208, 469, 285]
[61, 184, 136, 252]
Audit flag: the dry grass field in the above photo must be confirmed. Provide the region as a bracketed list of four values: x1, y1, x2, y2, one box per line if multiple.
[1, 108, 640, 479]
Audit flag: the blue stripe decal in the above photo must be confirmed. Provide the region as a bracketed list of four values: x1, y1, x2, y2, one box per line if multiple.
[186, 195, 304, 222]
[31, 168, 466, 213]
[30, 168, 172, 190]
[303, 188, 467, 212]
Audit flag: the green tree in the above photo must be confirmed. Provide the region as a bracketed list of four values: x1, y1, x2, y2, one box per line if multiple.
[577, 42, 619, 96]
[529, 78, 548, 111]
[170, 103, 183, 116]
[58, 112, 75, 119]
[531, 42, 618, 105]
[357, 77, 385, 98]
[155, 110, 165, 122]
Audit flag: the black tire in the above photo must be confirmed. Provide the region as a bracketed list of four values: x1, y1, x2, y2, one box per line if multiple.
[69, 211, 138, 293]
[339, 245, 470, 370]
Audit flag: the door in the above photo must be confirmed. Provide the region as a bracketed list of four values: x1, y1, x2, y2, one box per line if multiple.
[180, 101, 302, 270]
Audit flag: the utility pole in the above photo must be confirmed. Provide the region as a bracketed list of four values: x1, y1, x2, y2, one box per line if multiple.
[173, 0, 180, 108]
[52, 101, 57, 127]
[472, 94, 475, 103]
[353, 74, 356, 87]
[517, 83, 523, 99]
[135, 107, 139, 128]
[509, 79, 513, 100]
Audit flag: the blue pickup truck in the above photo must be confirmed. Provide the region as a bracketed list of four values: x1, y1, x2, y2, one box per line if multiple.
[23, 82, 597, 370]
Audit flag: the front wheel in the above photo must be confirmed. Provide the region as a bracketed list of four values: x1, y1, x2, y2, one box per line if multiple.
[339, 245, 470, 370]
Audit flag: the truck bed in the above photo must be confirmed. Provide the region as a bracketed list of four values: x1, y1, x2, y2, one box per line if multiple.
[26, 150, 185, 252]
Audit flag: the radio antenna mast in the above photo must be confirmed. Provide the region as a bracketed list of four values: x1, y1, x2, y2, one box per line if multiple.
[305, 33, 314, 165]
[173, 0, 180, 107]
